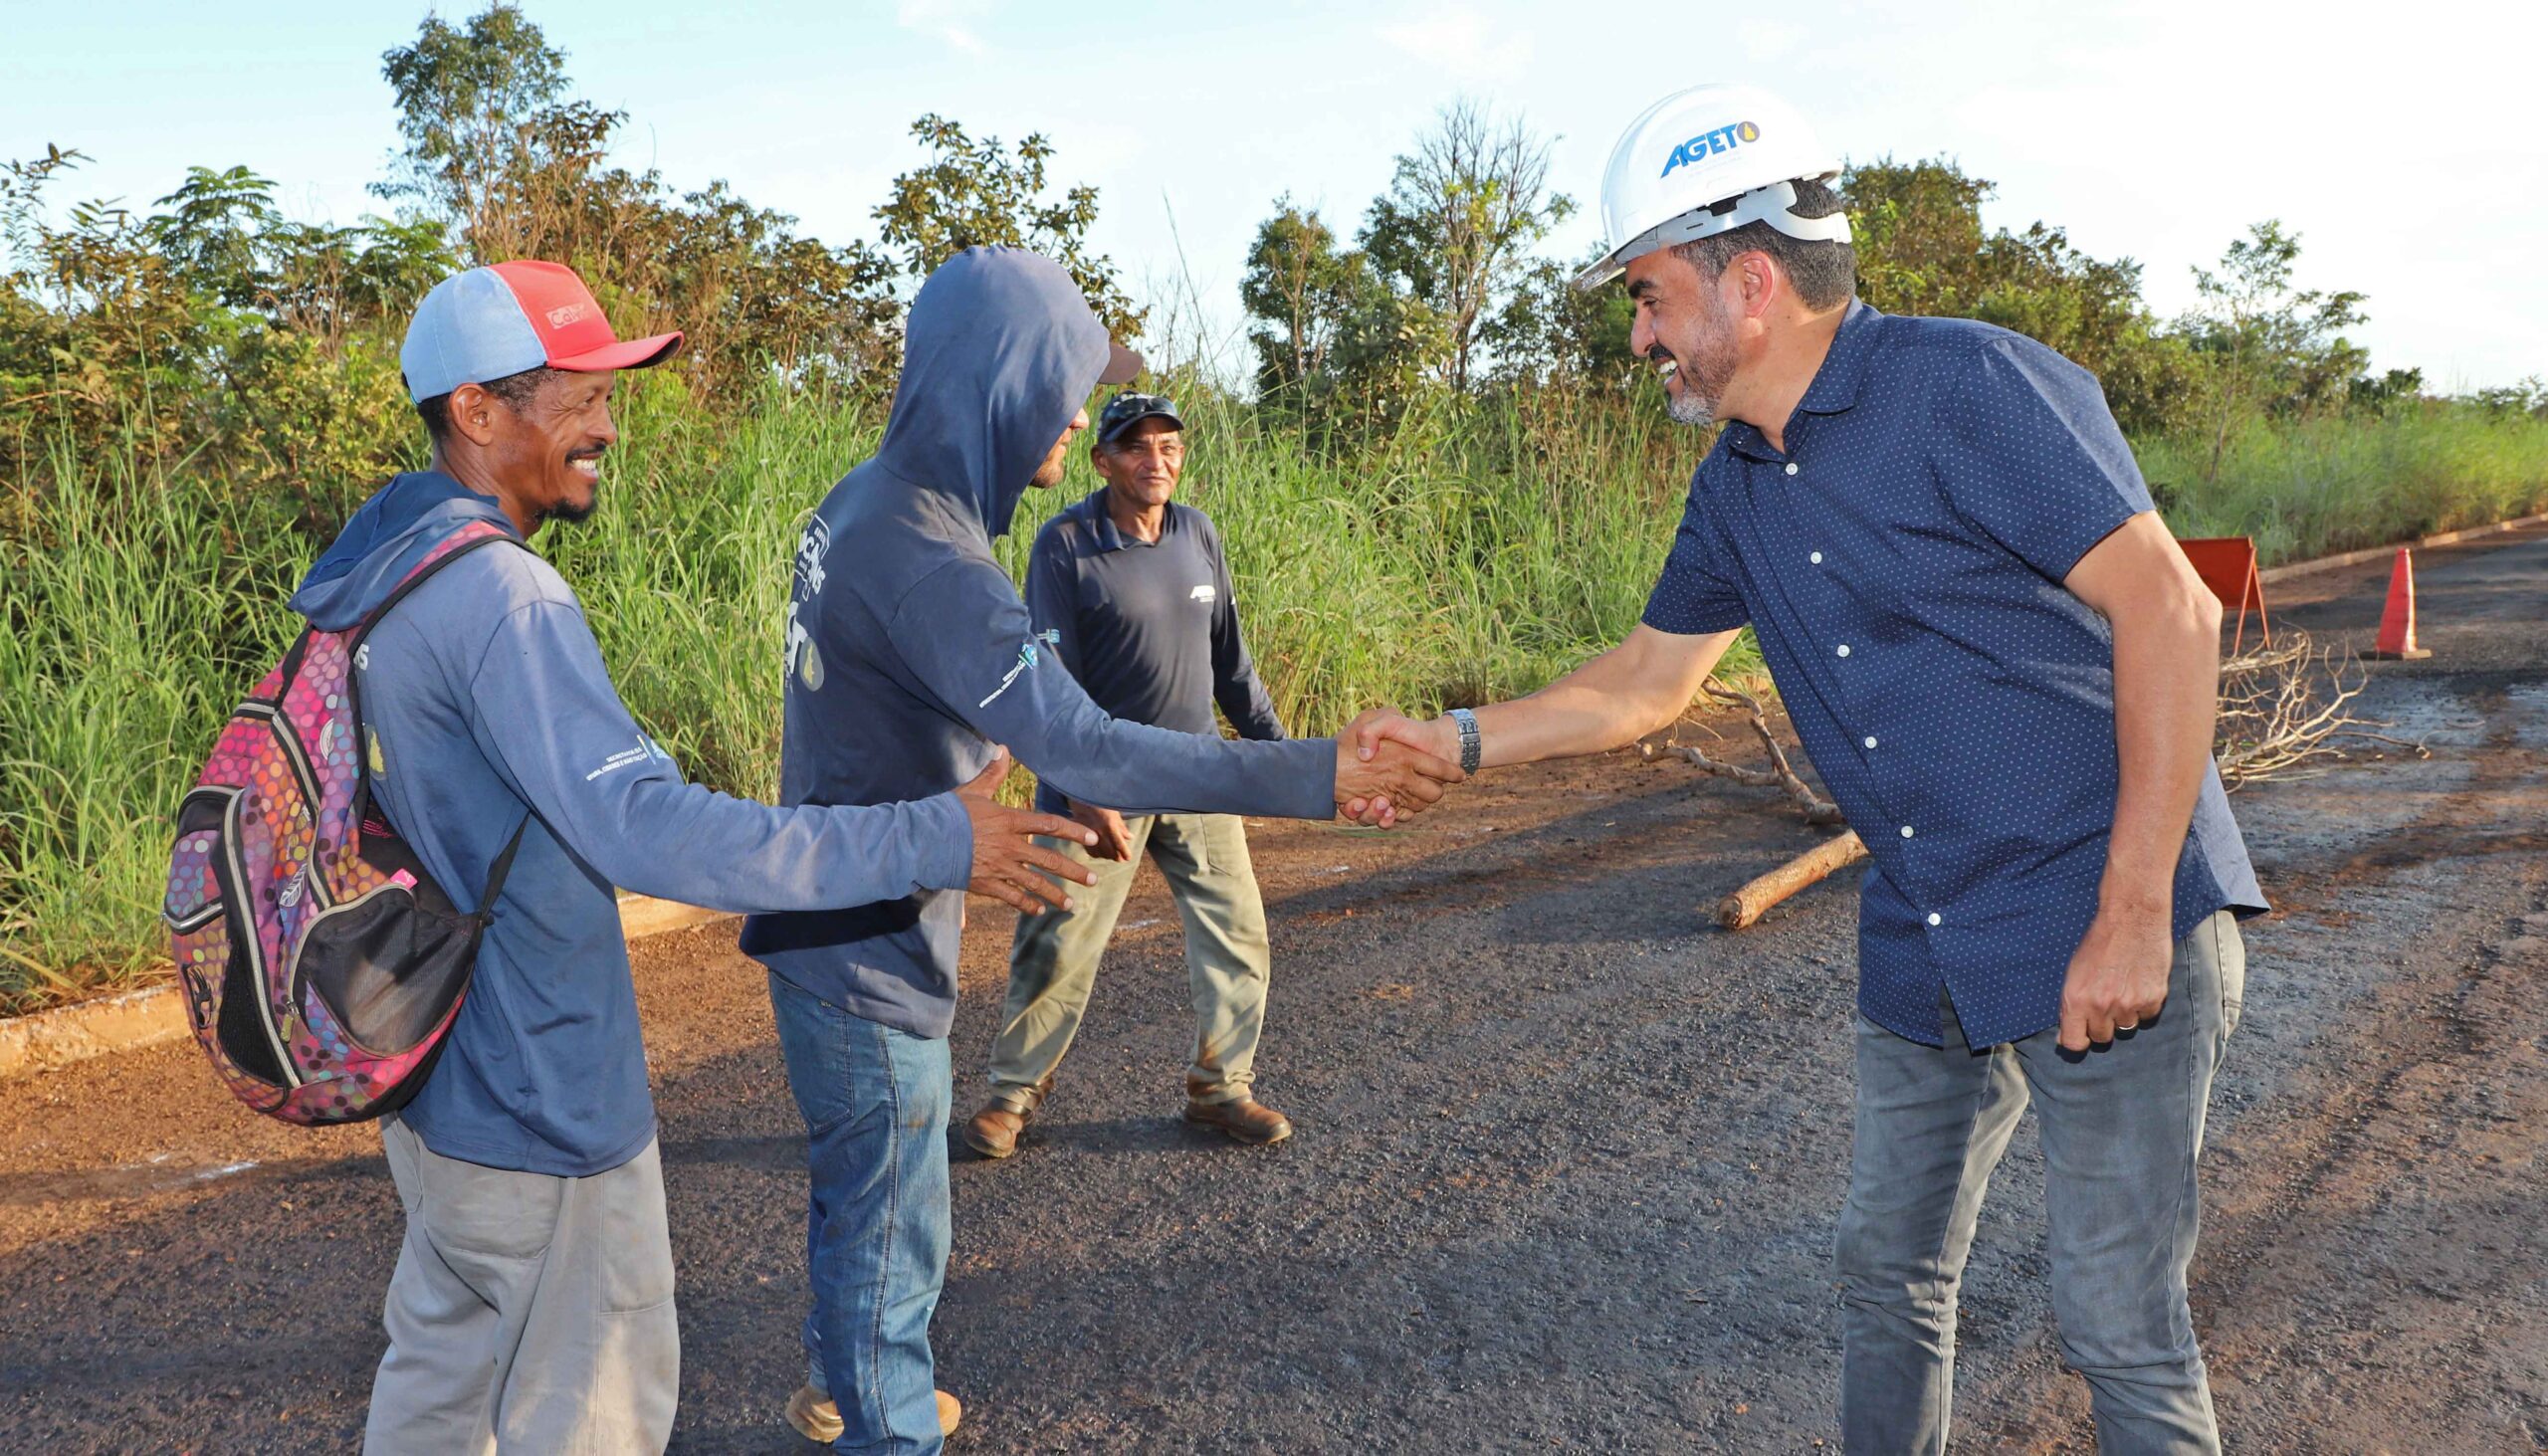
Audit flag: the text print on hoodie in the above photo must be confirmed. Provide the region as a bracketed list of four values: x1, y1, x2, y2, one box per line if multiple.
[292, 471, 975, 1176]
[743, 248, 1336, 1037]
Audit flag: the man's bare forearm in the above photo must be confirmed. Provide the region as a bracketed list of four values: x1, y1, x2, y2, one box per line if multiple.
[1434, 625, 1742, 768]
[2098, 582, 2220, 916]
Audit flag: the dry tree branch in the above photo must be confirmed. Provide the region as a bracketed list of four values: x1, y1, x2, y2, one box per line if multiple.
[1637, 680, 1847, 826]
[2216, 628, 2429, 786]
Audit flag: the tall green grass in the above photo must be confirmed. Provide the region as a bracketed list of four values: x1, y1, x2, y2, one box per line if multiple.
[0, 375, 1718, 1007]
[6, 389, 2543, 1006]
[2144, 407, 2548, 563]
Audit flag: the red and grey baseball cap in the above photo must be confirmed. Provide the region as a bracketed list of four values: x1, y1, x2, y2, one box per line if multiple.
[400, 260, 683, 403]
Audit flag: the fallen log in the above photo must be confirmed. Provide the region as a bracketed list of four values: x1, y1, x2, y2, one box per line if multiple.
[1713, 830, 1868, 931]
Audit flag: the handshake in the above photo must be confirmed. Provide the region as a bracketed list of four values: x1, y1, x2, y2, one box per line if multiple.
[1334, 708, 1464, 828]
[956, 709, 1471, 915]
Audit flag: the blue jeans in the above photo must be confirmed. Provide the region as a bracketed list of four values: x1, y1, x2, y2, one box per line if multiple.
[1837, 911, 2245, 1455]
[767, 972, 952, 1455]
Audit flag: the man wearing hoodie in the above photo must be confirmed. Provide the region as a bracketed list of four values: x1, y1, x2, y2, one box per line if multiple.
[317, 260, 1099, 1456]
[742, 247, 1461, 1453]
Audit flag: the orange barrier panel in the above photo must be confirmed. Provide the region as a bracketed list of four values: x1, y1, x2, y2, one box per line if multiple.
[2177, 536, 2270, 655]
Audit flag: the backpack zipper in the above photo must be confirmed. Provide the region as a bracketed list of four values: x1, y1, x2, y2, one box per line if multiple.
[221, 788, 302, 1088]
[237, 701, 335, 914]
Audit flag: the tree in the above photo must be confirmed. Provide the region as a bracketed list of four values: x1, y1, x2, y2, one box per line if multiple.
[872, 114, 1144, 339]
[1239, 200, 1371, 400]
[1842, 157, 2202, 434]
[371, 5, 899, 394]
[1359, 102, 1573, 393]
[373, 3, 615, 266]
[2184, 220, 2368, 480]
[1486, 246, 1639, 391]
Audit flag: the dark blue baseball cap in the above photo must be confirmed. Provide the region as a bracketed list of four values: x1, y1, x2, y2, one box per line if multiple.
[1097, 391, 1184, 445]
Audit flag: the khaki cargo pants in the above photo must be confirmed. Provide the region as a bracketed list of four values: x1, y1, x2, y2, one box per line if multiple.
[988, 812, 1272, 1111]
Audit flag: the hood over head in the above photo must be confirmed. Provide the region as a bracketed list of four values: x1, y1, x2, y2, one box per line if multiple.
[288, 471, 520, 631]
[873, 246, 1138, 540]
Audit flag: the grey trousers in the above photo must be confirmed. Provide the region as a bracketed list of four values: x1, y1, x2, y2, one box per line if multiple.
[989, 812, 1272, 1110]
[363, 1118, 679, 1455]
[1837, 911, 2245, 1456]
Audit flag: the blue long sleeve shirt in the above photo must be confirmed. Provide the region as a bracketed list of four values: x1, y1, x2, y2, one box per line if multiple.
[1023, 490, 1286, 813]
[292, 472, 973, 1175]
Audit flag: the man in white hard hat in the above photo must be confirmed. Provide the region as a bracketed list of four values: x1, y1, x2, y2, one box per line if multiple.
[1350, 85, 2265, 1453]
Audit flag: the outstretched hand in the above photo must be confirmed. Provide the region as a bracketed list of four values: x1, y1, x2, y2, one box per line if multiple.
[956, 751, 1101, 915]
[1334, 709, 1465, 826]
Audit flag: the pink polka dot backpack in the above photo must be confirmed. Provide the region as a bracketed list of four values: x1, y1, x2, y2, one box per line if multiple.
[164, 521, 528, 1126]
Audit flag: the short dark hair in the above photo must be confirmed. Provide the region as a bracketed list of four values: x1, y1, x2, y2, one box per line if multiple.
[1671, 176, 1856, 312]
[415, 366, 560, 444]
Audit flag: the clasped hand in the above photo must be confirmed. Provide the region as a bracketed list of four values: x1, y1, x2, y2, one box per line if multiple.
[1334, 708, 1465, 826]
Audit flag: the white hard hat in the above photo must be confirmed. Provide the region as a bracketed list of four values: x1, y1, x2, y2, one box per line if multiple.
[1576, 83, 1850, 291]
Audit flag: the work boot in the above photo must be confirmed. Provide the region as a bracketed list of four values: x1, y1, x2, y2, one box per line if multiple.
[783, 1385, 961, 1441]
[962, 1079, 1053, 1159]
[963, 1104, 1028, 1159]
[1183, 1095, 1293, 1145]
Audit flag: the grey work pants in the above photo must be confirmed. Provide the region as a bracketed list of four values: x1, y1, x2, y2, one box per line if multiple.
[1837, 911, 2245, 1455]
[989, 812, 1272, 1109]
[363, 1118, 679, 1455]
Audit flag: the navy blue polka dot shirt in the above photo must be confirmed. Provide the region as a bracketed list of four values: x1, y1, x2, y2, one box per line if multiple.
[1645, 302, 2267, 1049]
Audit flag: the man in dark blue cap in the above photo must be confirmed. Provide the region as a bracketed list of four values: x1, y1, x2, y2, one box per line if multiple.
[962, 390, 1300, 1159]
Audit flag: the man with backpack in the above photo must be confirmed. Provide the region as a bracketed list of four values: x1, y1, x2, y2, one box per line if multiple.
[286, 260, 1099, 1455]
[741, 246, 1464, 1453]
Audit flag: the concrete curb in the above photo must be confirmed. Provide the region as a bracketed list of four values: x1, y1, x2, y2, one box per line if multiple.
[0, 896, 736, 1083]
[2256, 512, 2548, 585]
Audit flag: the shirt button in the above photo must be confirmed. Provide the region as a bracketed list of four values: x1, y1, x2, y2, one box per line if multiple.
[1899, 825, 1915, 839]
[1863, 735, 1878, 749]
[1927, 912, 1942, 927]
[1784, 463, 1800, 476]
[1809, 551, 1824, 564]
[1835, 644, 1851, 658]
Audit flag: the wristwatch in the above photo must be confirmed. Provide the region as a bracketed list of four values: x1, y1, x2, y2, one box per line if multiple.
[1448, 708, 1482, 774]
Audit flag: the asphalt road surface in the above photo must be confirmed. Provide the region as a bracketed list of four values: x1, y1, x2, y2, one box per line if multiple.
[3, 524, 2544, 1453]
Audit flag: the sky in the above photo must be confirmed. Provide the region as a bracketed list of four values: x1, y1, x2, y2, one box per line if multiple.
[4, 0, 2541, 390]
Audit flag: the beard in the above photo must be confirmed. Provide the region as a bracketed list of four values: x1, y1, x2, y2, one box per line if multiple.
[1660, 291, 1740, 428]
[543, 449, 605, 525]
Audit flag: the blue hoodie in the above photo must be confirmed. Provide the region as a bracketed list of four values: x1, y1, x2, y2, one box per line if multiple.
[291, 471, 976, 1176]
[741, 249, 1335, 1036]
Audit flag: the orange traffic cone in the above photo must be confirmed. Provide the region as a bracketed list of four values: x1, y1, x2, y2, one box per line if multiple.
[2362, 547, 2432, 660]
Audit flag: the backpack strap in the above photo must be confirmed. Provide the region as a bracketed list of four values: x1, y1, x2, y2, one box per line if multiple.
[473, 812, 534, 922]
[341, 524, 539, 921]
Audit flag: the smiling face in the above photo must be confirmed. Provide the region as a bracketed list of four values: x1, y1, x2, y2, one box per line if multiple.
[1625, 249, 1749, 428]
[1092, 416, 1185, 511]
[441, 367, 620, 528]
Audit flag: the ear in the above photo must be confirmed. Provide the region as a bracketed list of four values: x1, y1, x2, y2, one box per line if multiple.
[1734, 251, 1783, 320]
[446, 382, 503, 448]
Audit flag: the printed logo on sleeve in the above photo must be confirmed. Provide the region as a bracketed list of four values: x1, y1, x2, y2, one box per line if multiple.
[584, 732, 674, 783]
[1189, 583, 1217, 604]
[784, 520, 832, 691]
[983, 640, 1044, 709]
